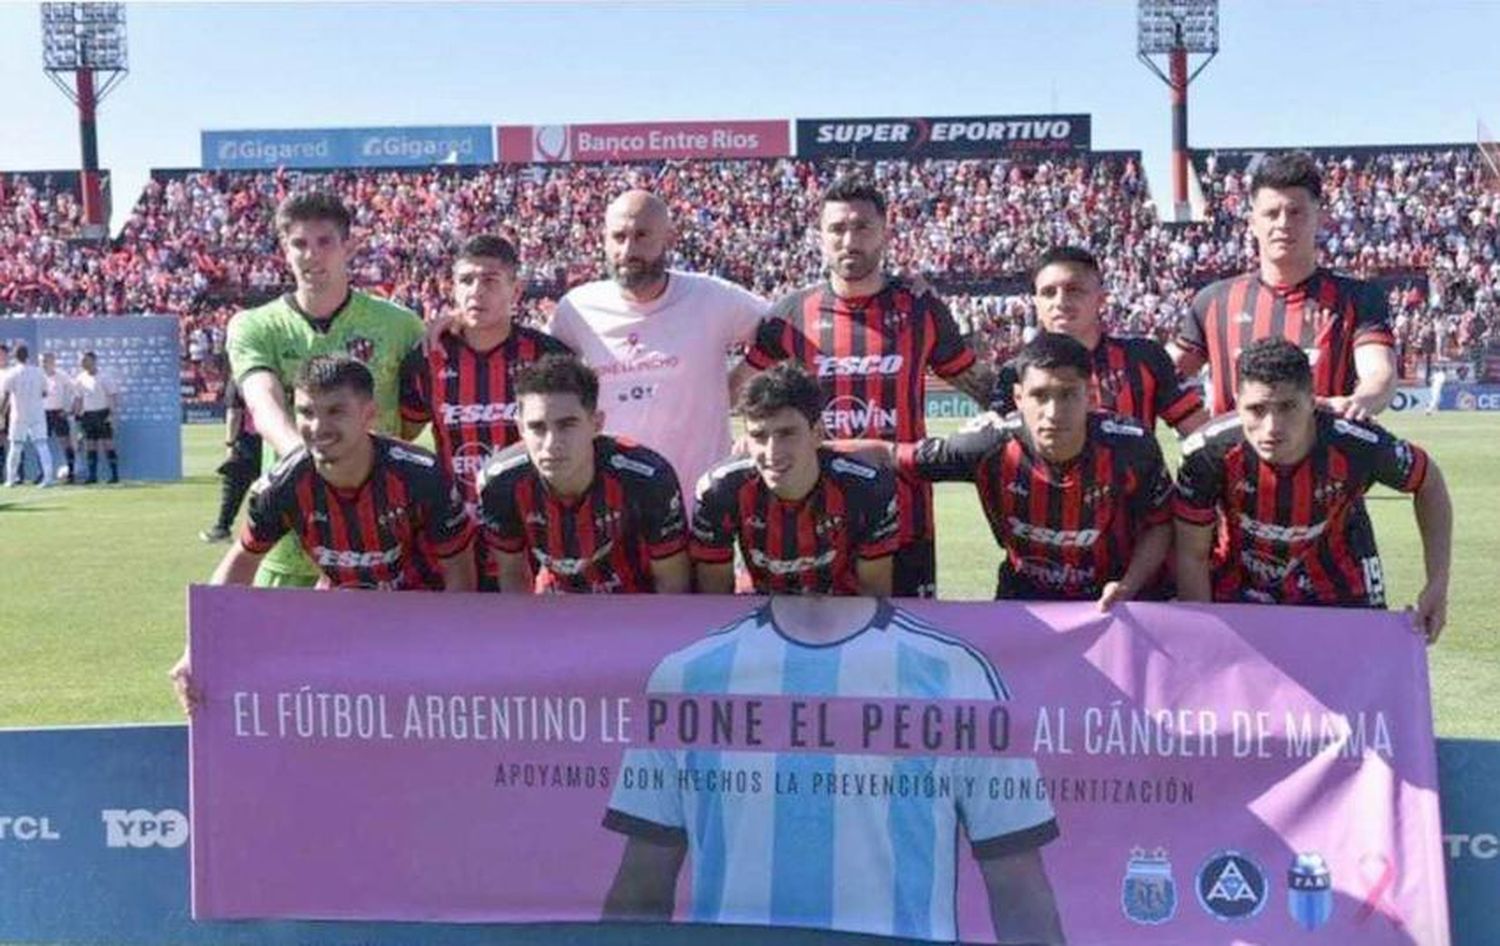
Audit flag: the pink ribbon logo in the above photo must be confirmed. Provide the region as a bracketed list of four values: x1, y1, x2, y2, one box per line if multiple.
[1354, 853, 1405, 929]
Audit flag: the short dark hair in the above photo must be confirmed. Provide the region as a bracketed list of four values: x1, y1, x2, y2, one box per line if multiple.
[1013, 331, 1092, 382]
[0, 343, 9, 355]
[740, 363, 824, 428]
[515, 354, 599, 411]
[14, 344, 29, 363]
[1250, 152, 1323, 203]
[82, 350, 96, 360]
[275, 192, 353, 239]
[295, 354, 374, 399]
[1031, 245, 1101, 289]
[821, 175, 887, 217]
[455, 234, 520, 273]
[1236, 337, 1312, 392]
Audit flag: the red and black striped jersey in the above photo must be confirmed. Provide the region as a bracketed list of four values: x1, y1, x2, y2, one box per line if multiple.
[989, 334, 1203, 432]
[690, 448, 900, 595]
[398, 327, 574, 496]
[897, 413, 1174, 600]
[241, 435, 474, 590]
[1175, 269, 1396, 414]
[1174, 410, 1429, 607]
[745, 277, 977, 545]
[478, 436, 687, 594]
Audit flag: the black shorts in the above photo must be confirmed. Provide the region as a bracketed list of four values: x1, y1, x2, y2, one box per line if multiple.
[79, 410, 113, 441]
[892, 538, 937, 598]
[45, 410, 71, 439]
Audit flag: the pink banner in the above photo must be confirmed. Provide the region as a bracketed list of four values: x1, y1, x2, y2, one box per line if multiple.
[189, 588, 1449, 945]
[495, 120, 790, 163]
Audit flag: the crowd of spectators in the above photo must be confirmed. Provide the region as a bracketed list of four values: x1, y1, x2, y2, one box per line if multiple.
[2, 145, 1496, 394]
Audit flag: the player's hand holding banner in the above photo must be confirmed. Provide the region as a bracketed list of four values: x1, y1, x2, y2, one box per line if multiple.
[187, 588, 1449, 945]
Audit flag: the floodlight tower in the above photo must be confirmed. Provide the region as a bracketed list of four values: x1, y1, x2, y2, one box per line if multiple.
[41, 2, 128, 239]
[1137, 0, 1218, 223]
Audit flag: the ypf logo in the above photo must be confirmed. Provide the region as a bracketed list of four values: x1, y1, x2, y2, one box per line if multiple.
[101, 808, 189, 849]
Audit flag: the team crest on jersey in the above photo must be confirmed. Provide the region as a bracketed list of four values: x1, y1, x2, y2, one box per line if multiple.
[1312, 479, 1348, 505]
[1122, 848, 1177, 925]
[1196, 851, 1268, 922]
[345, 336, 375, 364]
[814, 515, 845, 537]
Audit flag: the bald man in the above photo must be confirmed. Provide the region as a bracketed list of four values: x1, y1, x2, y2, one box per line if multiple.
[546, 190, 770, 510]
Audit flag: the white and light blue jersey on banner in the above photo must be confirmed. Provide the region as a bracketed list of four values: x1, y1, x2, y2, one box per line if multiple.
[607, 601, 1058, 940]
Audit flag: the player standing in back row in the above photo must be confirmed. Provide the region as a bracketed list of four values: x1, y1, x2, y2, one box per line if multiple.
[400, 234, 573, 590]
[743, 176, 994, 597]
[225, 192, 424, 588]
[1169, 152, 1397, 419]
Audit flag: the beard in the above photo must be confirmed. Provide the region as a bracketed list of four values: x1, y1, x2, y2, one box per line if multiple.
[609, 252, 669, 291]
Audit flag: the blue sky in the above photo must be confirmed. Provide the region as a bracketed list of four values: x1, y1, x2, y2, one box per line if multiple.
[0, 0, 1495, 221]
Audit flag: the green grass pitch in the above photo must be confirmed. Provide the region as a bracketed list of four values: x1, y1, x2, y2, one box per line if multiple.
[0, 413, 1495, 737]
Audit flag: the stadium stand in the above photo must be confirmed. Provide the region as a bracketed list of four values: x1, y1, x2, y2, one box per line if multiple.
[3, 144, 1496, 396]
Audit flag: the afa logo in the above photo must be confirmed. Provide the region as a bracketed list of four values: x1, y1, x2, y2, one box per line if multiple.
[1122, 847, 1177, 924]
[344, 336, 375, 364]
[1196, 850, 1268, 921]
[1287, 852, 1334, 931]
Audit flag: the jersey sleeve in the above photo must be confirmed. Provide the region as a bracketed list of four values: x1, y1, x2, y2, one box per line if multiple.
[398, 346, 431, 423]
[689, 470, 738, 564]
[478, 462, 527, 554]
[1347, 420, 1429, 494]
[1352, 279, 1396, 347]
[544, 297, 583, 351]
[240, 466, 298, 554]
[714, 278, 772, 347]
[987, 360, 1020, 414]
[853, 469, 901, 560]
[225, 309, 281, 383]
[603, 746, 686, 843]
[923, 294, 977, 378]
[1129, 436, 1176, 527]
[1174, 286, 1212, 356]
[895, 424, 1007, 483]
[638, 461, 689, 560]
[1142, 341, 1204, 428]
[1173, 436, 1225, 526]
[537, 330, 577, 358]
[416, 467, 476, 558]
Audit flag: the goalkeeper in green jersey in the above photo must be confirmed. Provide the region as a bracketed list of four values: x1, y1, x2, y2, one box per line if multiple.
[224, 192, 424, 587]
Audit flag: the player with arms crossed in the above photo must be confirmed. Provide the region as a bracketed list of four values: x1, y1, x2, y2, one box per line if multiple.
[170, 356, 475, 712]
[989, 246, 1207, 435]
[400, 234, 573, 589]
[601, 594, 1064, 944]
[845, 333, 1175, 607]
[692, 364, 899, 597]
[743, 176, 994, 598]
[225, 192, 424, 588]
[477, 355, 690, 595]
[1175, 338, 1452, 641]
[1169, 152, 1397, 420]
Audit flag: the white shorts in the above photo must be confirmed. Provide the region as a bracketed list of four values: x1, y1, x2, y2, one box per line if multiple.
[7, 422, 48, 444]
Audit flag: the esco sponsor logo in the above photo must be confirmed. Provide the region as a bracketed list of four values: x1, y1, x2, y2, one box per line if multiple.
[1237, 514, 1327, 544]
[0, 815, 62, 841]
[748, 547, 838, 575]
[442, 402, 518, 426]
[534, 541, 614, 576]
[815, 353, 905, 377]
[822, 396, 898, 437]
[1007, 517, 1101, 548]
[102, 808, 188, 849]
[1443, 833, 1499, 859]
[312, 546, 403, 569]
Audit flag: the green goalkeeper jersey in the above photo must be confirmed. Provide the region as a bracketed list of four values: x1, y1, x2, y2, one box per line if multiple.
[226, 290, 424, 579]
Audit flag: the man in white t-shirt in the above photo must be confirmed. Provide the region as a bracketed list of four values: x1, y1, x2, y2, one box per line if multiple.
[546, 190, 769, 508]
[1, 345, 56, 487]
[73, 350, 120, 484]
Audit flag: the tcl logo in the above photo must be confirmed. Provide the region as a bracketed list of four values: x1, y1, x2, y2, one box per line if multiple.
[102, 808, 188, 849]
[815, 354, 905, 377]
[0, 815, 62, 841]
[1443, 833, 1499, 859]
[441, 402, 518, 425]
